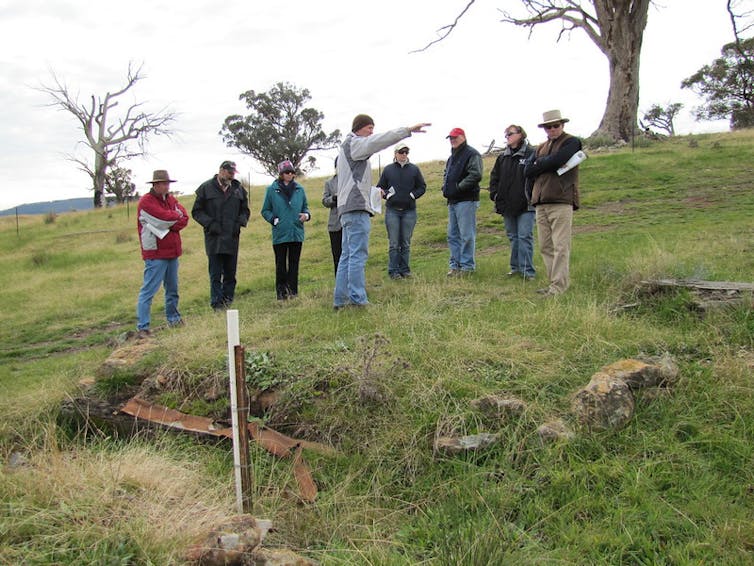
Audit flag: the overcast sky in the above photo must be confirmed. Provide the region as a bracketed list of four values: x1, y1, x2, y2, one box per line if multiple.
[0, 0, 743, 210]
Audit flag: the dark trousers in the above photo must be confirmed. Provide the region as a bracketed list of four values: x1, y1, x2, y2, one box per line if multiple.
[208, 252, 238, 309]
[328, 230, 342, 275]
[273, 242, 303, 299]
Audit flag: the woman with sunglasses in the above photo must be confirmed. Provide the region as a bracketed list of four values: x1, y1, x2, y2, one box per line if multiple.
[489, 124, 537, 281]
[261, 160, 311, 300]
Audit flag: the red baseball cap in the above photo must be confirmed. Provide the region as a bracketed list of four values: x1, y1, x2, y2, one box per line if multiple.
[446, 127, 465, 138]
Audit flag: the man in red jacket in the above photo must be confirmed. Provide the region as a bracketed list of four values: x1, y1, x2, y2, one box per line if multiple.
[135, 170, 189, 336]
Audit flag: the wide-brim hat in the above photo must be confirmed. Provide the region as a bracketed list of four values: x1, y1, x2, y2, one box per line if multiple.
[147, 170, 177, 184]
[538, 109, 569, 128]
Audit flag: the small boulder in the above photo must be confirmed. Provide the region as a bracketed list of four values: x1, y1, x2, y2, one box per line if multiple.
[186, 515, 272, 565]
[571, 372, 635, 431]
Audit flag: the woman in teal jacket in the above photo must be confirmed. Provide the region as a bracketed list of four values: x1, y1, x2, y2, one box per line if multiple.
[261, 160, 311, 300]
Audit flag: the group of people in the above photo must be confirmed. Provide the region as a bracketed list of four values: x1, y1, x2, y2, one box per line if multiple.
[133, 108, 582, 331]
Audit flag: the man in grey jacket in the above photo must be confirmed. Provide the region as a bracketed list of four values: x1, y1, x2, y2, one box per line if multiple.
[333, 114, 430, 309]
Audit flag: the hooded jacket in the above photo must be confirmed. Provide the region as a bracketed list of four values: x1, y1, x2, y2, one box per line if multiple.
[261, 179, 310, 244]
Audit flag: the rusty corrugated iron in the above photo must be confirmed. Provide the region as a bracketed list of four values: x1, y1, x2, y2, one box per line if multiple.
[120, 396, 329, 502]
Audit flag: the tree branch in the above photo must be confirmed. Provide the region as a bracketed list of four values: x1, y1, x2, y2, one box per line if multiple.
[411, 0, 477, 53]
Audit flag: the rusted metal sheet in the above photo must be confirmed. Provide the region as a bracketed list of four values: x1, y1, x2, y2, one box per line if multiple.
[293, 444, 317, 503]
[120, 396, 325, 501]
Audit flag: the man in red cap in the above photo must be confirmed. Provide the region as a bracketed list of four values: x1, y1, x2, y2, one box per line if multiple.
[442, 127, 483, 275]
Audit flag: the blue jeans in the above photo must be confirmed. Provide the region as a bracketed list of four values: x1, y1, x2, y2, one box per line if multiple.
[503, 211, 536, 277]
[334, 211, 371, 306]
[384, 207, 417, 276]
[136, 258, 180, 330]
[447, 200, 479, 271]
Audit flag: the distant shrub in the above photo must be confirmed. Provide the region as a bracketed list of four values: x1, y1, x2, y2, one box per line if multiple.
[30, 252, 50, 267]
[115, 232, 132, 244]
[43, 211, 57, 224]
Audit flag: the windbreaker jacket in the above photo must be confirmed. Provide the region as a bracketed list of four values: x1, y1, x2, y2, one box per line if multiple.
[337, 127, 411, 216]
[376, 161, 426, 210]
[192, 176, 250, 255]
[489, 141, 536, 216]
[261, 180, 310, 245]
[137, 191, 189, 260]
[442, 142, 483, 204]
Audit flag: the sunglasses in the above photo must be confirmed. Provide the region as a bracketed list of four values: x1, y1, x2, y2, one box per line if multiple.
[397, 150, 409, 154]
[282, 170, 295, 175]
[504, 131, 520, 137]
[543, 123, 562, 130]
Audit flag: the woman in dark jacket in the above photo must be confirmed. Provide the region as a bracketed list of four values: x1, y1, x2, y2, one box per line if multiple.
[261, 160, 311, 300]
[489, 124, 537, 280]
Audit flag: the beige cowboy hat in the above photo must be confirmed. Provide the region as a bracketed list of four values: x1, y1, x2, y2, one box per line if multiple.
[146, 170, 177, 184]
[538, 109, 570, 128]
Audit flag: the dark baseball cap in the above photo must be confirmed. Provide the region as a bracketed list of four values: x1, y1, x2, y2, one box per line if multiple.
[220, 160, 238, 172]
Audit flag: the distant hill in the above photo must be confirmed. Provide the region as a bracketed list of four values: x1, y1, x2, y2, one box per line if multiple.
[0, 197, 94, 216]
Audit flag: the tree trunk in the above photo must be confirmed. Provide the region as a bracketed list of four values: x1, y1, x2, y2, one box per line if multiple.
[589, 0, 649, 141]
[93, 149, 107, 208]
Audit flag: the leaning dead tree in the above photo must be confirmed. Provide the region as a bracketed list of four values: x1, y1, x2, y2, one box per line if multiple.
[416, 0, 651, 143]
[39, 63, 176, 208]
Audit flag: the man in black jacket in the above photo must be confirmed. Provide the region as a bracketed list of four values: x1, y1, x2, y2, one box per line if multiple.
[376, 143, 426, 279]
[192, 161, 250, 310]
[442, 127, 483, 275]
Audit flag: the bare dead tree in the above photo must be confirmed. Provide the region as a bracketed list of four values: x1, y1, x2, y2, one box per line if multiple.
[38, 63, 176, 208]
[416, 0, 651, 143]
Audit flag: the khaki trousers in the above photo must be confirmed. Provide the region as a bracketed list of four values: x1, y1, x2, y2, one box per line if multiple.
[535, 203, 573, 294]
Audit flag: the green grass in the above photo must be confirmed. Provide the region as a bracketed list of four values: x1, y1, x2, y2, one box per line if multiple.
[1, 130, 753, 564]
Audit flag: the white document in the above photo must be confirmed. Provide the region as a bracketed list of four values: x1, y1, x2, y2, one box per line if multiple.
[557, 150, 587, 176]
[143, 222, 169, 239]
[370, 186, 382, 214]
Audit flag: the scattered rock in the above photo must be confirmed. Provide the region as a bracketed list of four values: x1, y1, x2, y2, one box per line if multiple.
[6, 451, 29, 470]
[252, 548, 319, 565]
[97, 340, 157, 378]
[471, 395, 526, 419]
[537, 419, 574, 443]
[434, 433, 499, 455]
[185, 515, 272, 565]
[571, 372, 635, 431]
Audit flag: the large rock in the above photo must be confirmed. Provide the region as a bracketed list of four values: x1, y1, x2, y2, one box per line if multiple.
[571, 372, 635, 431]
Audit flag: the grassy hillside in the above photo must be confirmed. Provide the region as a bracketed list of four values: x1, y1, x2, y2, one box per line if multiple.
[1, 131, 753, 564]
